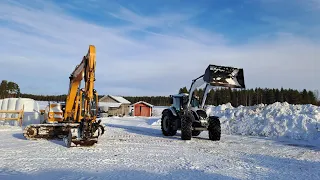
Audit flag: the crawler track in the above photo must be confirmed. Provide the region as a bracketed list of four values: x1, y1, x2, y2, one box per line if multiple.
[23, 123, 80, 140]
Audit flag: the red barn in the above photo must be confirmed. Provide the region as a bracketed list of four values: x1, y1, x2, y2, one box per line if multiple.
[133, 101, 153, 117]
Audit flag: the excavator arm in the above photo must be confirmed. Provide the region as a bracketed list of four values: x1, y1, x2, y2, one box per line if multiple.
[64, 45, 97, 122]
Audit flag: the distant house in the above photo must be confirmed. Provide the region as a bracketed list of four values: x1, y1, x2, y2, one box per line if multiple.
[133, 101, 153, 117]
[99, 95, 131, 116]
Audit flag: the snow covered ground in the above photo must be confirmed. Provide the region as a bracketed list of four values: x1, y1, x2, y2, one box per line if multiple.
[0, 102, 319, 179]
[0, 115, 319, 179]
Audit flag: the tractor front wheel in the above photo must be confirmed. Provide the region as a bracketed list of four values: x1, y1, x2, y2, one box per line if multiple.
[161, 111, 177, 136]
[181, 112, 193, 140]
[208, 116, 221, 141]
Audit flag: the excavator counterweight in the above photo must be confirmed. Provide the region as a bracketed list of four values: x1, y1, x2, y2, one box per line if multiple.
[23, 45, 104, 147]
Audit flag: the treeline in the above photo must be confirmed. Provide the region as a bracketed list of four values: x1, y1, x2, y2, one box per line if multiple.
[20, 93, 67, 102]
[123, 88, 318, 107]
[19, 94, 105, 102]
[1, 80, 319, 106]
[177, 86, 318, 106]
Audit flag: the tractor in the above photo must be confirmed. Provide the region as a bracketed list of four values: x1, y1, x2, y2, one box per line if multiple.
[161, 64, 245, 140]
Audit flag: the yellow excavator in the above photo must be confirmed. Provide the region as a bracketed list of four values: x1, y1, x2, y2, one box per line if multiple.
[23, 45, 105, 147]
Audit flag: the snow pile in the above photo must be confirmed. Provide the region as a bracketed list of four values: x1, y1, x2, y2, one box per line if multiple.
[149, 106, 168, 125]
[151, 118, 161, 126]
[36, 101, 50, 110]
[152, 106, 168, 117]
[208, 102, 320, 141]
[36, 101, 65, 110]
[150, 102, 320, 141]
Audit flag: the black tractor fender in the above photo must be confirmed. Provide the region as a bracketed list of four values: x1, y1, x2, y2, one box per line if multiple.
[189, 109, 205, 121]
[191, 110, 200, 121]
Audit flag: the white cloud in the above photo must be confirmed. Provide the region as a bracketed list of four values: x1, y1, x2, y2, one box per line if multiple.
[108, 6, 191, 28]
[305, 0, 320, 11]
[0, 0, 319, 96]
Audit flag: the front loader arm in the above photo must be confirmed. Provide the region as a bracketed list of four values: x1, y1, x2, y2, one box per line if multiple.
[187, 75, 206, 108]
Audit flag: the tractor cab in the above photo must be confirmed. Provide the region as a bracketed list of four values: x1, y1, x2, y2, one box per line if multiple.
[169, 93, 188, 112]
[170, 93, 201, 112]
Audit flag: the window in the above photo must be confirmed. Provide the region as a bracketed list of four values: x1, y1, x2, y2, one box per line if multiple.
[172, 97, 181, 111]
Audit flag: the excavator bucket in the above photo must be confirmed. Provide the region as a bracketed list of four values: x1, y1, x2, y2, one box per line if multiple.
[203, 64, 245, 88]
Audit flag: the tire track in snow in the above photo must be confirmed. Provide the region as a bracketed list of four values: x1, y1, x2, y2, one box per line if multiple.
[102, 121, 258, 178]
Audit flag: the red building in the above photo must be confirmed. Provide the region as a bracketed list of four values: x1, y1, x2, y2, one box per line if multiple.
[133, 101, 153, 117]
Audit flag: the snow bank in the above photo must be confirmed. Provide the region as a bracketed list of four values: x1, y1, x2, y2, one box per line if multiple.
[0, 98, 41, 126]
[36, 101, 64, 110]
[151, 118, 161, 126]
[150, 102, 320, 141]
[207, 102, 320, 141]
[37, 101, 50, 110]
[152, 106, 168, 117]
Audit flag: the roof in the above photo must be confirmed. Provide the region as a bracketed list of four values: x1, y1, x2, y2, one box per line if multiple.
[98, 102, 122, 108]
[109, 95, 131, 104]
[99, 95, 131, 104]
[132, 101, 154, 107]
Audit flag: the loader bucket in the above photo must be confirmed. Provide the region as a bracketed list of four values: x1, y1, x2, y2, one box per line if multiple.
[203, 64, 245, 88]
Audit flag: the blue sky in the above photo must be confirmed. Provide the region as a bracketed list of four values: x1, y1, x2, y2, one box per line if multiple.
[0, 0, 319, 96]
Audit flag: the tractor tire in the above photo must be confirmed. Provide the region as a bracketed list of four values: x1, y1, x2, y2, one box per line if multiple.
[161, 111, 177, 136]
[192, 130, 201, 136]
[208, 116, 221, 141]
[181, 112, 193, 140]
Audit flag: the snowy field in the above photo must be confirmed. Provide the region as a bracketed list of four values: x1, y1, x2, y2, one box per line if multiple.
[0, 102, 319, 179]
